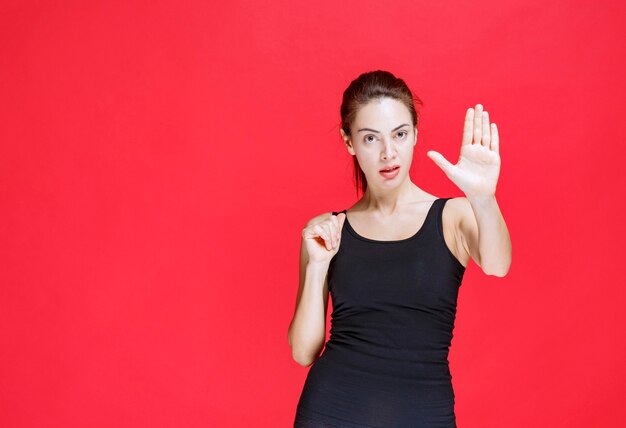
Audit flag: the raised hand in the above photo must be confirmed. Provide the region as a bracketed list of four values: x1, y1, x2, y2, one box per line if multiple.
[302, 212, 346, 264]
[426, 104, 500, 198]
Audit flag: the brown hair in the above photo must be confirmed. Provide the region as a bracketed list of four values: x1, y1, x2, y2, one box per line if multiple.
[340, 70, 423, 196]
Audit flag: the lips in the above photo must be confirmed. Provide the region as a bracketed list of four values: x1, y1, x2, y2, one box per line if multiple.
[380, 165, 400, 172]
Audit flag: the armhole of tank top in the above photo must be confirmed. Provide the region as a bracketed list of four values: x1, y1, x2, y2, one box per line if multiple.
[437, 198, 466, 271]
[436, 198, 449, 238]
[329, 209, 345, 278]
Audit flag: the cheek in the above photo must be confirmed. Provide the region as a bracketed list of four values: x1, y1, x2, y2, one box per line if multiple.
[354, 153, 367, 169]
[401, 142, 415, 155]
[355, 150, 376, 164]
[354, 153, 376, 175]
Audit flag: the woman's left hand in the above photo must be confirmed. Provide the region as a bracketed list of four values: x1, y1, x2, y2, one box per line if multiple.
[426, 104, 500, 198]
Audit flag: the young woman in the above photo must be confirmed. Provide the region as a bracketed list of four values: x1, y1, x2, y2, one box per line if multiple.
[288, 70, 512, 427]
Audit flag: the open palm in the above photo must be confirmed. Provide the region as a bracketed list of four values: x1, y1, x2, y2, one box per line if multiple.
[427, 104, 500, 198]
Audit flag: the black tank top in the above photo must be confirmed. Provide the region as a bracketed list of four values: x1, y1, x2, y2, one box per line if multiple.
[294, 198, 466, 428]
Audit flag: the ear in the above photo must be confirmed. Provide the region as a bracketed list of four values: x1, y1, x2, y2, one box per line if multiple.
[413, 126, 418, 147]
[340, 128, 355, 155]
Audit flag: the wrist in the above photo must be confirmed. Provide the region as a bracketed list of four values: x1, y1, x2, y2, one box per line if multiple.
[466, 193, 498, 210]
[306, 261, 330, 272]
[466, 192, 496, 203]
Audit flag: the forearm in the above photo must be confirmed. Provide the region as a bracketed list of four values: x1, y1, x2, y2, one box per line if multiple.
[467, 194, 512, 276]
[288, 263, 329, 366]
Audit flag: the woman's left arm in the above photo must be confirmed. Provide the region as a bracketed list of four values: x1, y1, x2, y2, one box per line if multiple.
[427, 103, 512, 277]
[457, 195, 512, 276]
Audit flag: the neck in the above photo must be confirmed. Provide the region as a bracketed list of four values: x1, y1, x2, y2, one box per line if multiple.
[361, 177, 421, 216]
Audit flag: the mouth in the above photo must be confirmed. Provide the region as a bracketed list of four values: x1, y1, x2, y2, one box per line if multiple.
[379, 165, 400, 172]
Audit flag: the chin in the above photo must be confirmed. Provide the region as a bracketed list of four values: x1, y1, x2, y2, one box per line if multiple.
[375, 174, 406, 186]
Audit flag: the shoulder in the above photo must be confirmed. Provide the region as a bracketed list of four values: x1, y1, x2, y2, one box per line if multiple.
[442, 196, 472, 218]
[438, 196, 467, 234]
[440, 197, 476, 267]
[442, 197, 478, 248]
[305, 211, 336, 227]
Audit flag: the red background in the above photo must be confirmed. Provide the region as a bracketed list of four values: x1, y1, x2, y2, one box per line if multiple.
[1, 1, 625, 427]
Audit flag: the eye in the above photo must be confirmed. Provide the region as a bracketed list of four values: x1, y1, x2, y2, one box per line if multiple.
[396, 130, 408, 139]
[364, 134, 377, 144]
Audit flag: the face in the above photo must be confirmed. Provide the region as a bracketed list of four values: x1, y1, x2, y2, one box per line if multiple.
[340, 97, 417, 188]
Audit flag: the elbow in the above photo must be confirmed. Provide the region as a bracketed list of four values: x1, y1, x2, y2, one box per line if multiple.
[480, 252, 511, 278]
[289, 334, 319, 367]
[484, 262, 511, 277]
[291, 342, 322, 367]
[291, 343, 319, 367]
[487, 269, 508, 278]
[288, 330, 318, 367]
[292, 351, 316, 367]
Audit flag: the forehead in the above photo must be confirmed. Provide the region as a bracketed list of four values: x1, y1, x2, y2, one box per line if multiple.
[353, 97, 412, 130]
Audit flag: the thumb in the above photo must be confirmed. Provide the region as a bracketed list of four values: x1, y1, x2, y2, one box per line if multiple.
[427, 150, 455, 176]
[336, 212, 347, 231]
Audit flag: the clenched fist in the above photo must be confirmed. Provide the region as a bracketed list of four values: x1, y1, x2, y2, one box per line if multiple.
[302, 212, 347, 264]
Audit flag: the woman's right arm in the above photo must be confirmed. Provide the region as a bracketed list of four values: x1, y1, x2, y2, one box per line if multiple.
[288, 212, 345, 367]
[288, 236, 330, 367]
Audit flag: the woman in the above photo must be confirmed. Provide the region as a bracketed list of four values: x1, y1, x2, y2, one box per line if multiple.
[288, 70, 512, 427]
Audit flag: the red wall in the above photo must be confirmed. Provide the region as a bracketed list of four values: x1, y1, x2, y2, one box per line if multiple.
[1, 1, 625, 426]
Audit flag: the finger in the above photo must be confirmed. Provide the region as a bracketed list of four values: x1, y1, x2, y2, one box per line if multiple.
[331, 214, 339, 226]
[302, 224, 316, 239]
[330, 215, 339, 244]
[427, 150, 455, 176]
[313, 224, 332, 251]
[473, 104, 483, 144]
[337, 212, 346, 232]
[331, 216, 341, 246]
[326, 222, 336, 248]
[491, 123, 499, 154]
[462, 108, 473, 146]
[482, 110, 490, 147]
[322, 222, 334, 249]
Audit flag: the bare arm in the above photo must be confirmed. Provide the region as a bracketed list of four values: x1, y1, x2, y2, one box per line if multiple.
[458, 195, 512, 277]
[288, 222, 331, 367]
[427, 104, 511, 277]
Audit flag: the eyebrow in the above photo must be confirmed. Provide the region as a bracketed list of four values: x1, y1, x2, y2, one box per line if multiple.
[357, 123, 410, 133]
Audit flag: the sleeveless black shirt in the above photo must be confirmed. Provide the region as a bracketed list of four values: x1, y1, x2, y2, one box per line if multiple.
[294, 198, 466, 428]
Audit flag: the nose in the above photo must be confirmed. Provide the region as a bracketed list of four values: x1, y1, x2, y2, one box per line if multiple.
[381, 138, 395, 160]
